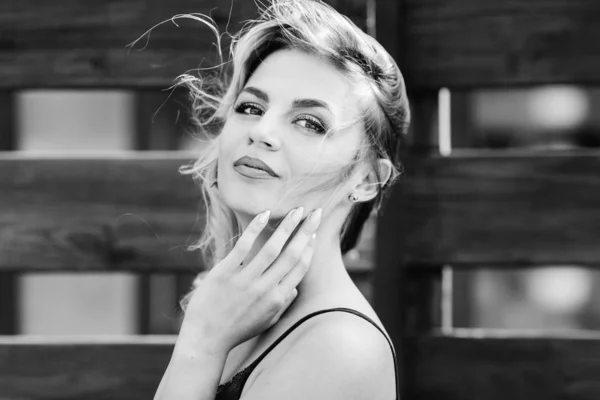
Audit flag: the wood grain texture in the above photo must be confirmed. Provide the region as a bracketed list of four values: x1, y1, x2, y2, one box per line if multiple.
[396, 149, 600, 267]
[406, 332, 600, 400]
[2, 150, 600, 271]
[3, 150, 600, 271]
[0, 0, 256, 88]
[0, 0, 367, 89]
[0, 152, 373, 274]
[0, 91, 17, 335]
[403, 0, 600, 88]
[2, 333, 599, 400]
[0, 152, 203, 272]
[0, 336, 175, 400]
[4, 0, 599, 88]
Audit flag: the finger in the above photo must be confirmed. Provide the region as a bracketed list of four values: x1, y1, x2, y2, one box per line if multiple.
[262, 208, 321, 286]
[271, 288, 298, 323]
[217, 209, 271, 275]
[243, 207, 304, 278]
[277, 234, 315, 294]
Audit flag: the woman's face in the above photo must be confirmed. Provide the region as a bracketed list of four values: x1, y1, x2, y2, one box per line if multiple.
[217, 48, 365, 220]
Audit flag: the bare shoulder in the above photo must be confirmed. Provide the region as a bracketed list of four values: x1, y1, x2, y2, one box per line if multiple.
[240, 310, 397, 400]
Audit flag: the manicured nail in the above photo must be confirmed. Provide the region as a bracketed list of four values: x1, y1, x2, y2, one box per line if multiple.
[258, 210, 271, 224]
[291, 207, 304, 223]
[309, 208, 322, 226]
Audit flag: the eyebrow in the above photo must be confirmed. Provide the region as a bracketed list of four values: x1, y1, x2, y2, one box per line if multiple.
[241, 86, 332, 112]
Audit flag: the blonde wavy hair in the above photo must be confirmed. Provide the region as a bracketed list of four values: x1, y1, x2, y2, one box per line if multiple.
[168, 0, 410, 312]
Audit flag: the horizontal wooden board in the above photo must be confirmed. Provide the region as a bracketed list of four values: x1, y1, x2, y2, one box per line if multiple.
[0, 335, 175, 400]
[380, 149, 600, 267]
[2, 150, 600, 272]
[6, 0, 598, 88]
[0, 152, 372, 273]
[407, 332, 600, 400]
[0, 0, 366, 89]
[0, 0, 256, 89]
[403, 0, 600, 88]
[1, 332, 599, 399]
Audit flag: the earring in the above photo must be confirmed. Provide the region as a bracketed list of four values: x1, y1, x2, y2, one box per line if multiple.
[348, 193, 359, 203]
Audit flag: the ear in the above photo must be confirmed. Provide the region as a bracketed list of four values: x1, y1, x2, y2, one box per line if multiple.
[352, 158, 393, 202]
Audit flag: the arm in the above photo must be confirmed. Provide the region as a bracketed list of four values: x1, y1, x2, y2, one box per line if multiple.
[154, 321, 230, 400]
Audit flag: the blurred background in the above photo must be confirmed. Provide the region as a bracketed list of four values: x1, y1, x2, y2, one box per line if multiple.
[1, 84, 599, 335]
[1, 0, 599, 337]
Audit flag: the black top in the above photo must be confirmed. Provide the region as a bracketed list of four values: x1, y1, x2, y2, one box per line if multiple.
[215, 307, 399, 400]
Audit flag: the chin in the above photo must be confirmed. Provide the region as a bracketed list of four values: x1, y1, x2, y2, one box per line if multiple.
[221, 167, 280, 213]
[220, 181, 267, 216]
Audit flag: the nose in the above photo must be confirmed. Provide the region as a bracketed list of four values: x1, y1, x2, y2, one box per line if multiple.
[247, 112, 282, 150]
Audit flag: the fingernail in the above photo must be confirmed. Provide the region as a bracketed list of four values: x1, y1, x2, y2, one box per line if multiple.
[291, 207, 304, 223]
[309, 208, 322, 226]
[258, 210, 270, 224]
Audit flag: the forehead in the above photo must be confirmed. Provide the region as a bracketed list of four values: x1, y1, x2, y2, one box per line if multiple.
[245, 49, 362, 119]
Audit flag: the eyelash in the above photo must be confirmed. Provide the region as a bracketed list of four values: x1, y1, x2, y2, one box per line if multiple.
[233, 102, 328, 134]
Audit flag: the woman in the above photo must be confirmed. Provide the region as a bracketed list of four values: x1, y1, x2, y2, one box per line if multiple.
[154, 1, 410, 399]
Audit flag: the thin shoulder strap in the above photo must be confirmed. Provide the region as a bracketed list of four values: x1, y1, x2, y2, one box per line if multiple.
[245, 307, 400, 400]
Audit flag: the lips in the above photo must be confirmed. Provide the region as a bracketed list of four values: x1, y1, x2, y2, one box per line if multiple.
[233, 156, 278, 177]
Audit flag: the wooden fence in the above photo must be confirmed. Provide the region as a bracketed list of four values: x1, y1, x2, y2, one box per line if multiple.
[1, 0, 600, 399]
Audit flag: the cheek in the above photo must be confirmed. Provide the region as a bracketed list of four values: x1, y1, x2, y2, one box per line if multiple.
[290, 148, 352, 190]
[302, 146, 353, 173]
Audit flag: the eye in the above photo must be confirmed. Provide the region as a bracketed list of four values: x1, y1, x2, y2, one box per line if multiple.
[294, 114, 327, 134]
[234, 102, 264, 116]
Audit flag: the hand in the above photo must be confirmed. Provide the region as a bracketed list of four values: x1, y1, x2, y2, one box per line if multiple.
[181, 206, 322, 353]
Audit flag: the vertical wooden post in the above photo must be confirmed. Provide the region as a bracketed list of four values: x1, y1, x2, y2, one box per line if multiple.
[134, 87, 196, 334]
[373, 1, 444, 396]
[0, 91, 17, 335]
[372, 0, 446, 382]
[134, 89, 154, 334]
[449, 91, 476, 328]
[372, 0, 406, 396]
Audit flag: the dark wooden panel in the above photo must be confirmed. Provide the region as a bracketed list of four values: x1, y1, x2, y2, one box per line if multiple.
[0, 152, 203, 272]
[374, 90, 442, 399]
[397, 149, 600, 267]
[0, 91, 17, 335]
[407, 332, 600, 400]
[2, 333, 599, 400]
[5, 0, 599, 88]
[0, 0, 256, 88]
[0, 336, 175, 400]
[0, 153, 372, 274]
[403, 0, 600, 88]
[2, 150, 599, 271]
[0, 0, 367, 89]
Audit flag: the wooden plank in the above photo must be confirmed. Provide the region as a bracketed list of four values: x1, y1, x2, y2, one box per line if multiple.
[449, 91, 479, 328]
[374, 0, 403, 63]
[403, 0, 600, 88]
[2, 333, 599, 399]
[0, 0, 256, 88]
[0, 0, 368, 89]
[0, 335, 175, 400]
[0, 91, 17, 335]
[2, 150, 599, 271]
[396, 149, 600, 267]
[374, 89, 442, 399]
[0, 152, 203, 272]
[406, 332, 600, 400]
[0, 91, 14, 149]
[5, 0, 599, 88]
[0, 152, 372, 274]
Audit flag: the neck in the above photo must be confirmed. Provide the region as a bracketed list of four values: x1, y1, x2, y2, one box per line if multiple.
[238, 208, 353, 305]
